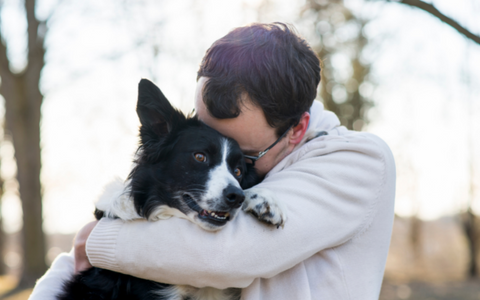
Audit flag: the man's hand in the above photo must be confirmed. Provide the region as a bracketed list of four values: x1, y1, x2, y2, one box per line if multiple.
[74, 220, 99, 274]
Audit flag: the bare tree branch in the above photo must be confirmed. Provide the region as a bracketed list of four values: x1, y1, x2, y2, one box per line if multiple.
[0, 8, 12, 80]
[0, 34, 10, 78]
[0, 22, 15, 113]
[392, 0, 480, 45]
[43, 0, 65, 24]
[25, 0, 45, 109]
[25, 0, 41, 50]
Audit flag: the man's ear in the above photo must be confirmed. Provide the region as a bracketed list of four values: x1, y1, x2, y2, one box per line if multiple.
[288, 112, 310, 145]
[137, 79, 186, 144]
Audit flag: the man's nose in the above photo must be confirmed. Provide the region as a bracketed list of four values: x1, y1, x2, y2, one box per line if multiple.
[222, 184, 245, 208]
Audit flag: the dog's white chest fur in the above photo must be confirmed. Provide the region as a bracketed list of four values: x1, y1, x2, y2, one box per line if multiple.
[95, 178, 186, 222]
[95, 178, 139, 220]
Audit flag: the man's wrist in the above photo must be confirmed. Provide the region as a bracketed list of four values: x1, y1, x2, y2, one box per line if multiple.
[85, 218, 123, 271]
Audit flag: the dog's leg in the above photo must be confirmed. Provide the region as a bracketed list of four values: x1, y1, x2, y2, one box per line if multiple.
[95, 178, 140, 220]
[242, 188, 286, 228]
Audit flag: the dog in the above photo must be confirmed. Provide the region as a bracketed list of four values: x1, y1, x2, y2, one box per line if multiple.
[57, 79, 286, 300]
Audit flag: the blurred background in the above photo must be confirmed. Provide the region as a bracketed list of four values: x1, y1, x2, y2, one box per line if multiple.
[0, 0, 479, 299]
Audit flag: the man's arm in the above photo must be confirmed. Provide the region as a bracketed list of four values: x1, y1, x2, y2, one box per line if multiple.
[86, 133, 394, 289]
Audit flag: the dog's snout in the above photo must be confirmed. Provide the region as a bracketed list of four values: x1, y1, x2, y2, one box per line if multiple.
[223, 185, 245, 208]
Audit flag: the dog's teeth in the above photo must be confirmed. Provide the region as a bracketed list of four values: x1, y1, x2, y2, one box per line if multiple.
[202, 210, 230, 221]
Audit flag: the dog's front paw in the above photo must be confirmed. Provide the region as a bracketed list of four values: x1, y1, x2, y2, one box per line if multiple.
[242, 188, 286, 228]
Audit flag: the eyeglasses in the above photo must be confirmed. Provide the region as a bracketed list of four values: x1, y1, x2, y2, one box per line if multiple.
[243, 125, 293, 167]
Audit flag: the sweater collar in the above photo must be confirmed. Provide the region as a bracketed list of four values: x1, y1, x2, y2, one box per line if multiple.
[307, 100, 341, 133]
[265, 101, 341, 178]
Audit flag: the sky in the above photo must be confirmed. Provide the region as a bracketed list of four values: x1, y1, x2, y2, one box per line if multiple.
[0, 0, 479, 234]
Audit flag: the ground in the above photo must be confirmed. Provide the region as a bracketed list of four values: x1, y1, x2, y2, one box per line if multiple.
[380, 280, 480, 300]
[0, 276, 32, 300]
[2, 276, 480, 300]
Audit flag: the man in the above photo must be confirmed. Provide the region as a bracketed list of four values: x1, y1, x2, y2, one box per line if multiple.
[30, 23, 395, 299]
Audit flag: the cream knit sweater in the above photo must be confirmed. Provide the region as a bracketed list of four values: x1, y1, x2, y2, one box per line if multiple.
[29, 101, 396, 300]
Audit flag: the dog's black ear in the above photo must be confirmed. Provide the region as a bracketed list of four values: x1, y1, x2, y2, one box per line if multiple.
[137, 79, 185, 143]
[241, 163, 261, 189]
[94, 208, 104, 220]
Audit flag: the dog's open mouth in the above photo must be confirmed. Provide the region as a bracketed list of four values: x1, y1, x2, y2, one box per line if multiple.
[183, 194, 231, 226]
[199, 209, 230, 224]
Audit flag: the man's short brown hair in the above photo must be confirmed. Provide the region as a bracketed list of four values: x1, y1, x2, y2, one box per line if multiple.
[197, 22, 321, 136]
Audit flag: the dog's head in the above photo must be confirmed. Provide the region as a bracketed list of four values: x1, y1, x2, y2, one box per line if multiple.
[128, 79, 258, 231]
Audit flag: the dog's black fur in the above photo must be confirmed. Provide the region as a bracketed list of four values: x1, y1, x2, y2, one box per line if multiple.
[57, 79, 260, 300]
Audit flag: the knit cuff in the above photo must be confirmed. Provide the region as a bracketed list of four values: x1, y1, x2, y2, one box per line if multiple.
[86, 218, 124, 272]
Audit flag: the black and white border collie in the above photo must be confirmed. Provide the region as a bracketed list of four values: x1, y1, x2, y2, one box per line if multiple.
[57, 79, 286, 300]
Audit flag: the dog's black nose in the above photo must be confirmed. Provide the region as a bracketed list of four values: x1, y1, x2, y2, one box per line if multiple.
[223, 184, 245, 208]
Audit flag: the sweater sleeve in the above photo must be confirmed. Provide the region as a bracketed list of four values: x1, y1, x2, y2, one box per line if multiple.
[86, 133, 393, 289]
[28, 249, 75, 300]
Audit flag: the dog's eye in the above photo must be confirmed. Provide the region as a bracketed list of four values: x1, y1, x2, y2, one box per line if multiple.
[194, 153, 207, 163]
[234, 168, 242, 177]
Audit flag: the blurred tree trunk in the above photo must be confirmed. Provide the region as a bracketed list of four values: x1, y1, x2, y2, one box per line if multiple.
[304, 0, 372, 131]
[463, 210, 478, 278]
[0, 0, 47, 287]
[461, 44, 478, 279]
[409, 216, 422, 276]
[0, 154, 5, 275]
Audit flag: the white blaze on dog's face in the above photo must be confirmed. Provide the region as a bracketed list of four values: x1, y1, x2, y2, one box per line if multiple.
[191, 138, 245, 231]
[201, 139, 240, 204]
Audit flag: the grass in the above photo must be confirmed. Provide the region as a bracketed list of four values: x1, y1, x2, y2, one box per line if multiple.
[2, 290, 32, 300]
[0, 276, 31, 300]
